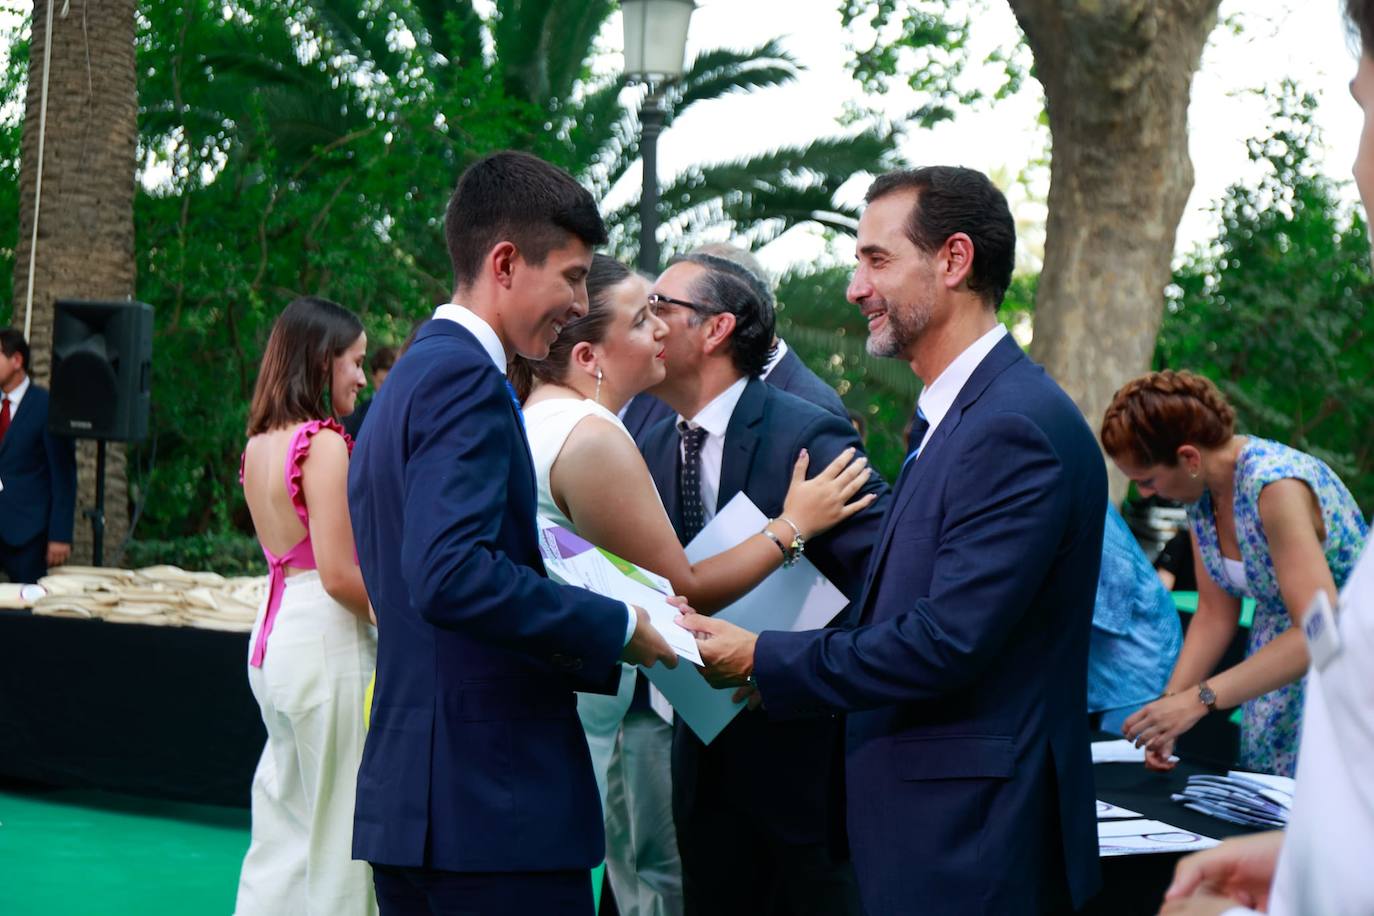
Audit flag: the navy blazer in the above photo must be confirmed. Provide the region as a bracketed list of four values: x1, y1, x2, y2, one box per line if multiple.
[639, 377, 889, 844]
[348, 319, 627, 872]
[754, 336, 1105, 914]
[0, 384, 76, 547]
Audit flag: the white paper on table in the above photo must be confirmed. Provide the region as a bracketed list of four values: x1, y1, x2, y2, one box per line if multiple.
[1097, 819, 1218, 857]
[1096, 800, 1142, 820]
[1226, 770, 1296, 805]
[1091, 739, 1179, 765]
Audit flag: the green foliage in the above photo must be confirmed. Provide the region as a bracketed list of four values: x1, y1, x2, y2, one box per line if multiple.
[0, 0, 902, 542]
[123, 532, 267, 576]
[1160, 81, 1374, 511]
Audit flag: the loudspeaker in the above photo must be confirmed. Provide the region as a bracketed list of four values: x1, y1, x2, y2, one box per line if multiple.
[48, 299, 153, 441]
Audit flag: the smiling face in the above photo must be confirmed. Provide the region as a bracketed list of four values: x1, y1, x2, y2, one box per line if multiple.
[591, 274, 667, 401]
[506, 235, 594, 359]
[848, 189, 939, 360]
[330, 332, 368, 417]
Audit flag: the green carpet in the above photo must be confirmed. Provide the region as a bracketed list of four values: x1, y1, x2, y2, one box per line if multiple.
[0, 784, 249, 915]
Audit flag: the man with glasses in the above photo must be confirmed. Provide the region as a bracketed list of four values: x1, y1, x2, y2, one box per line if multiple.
[636, 252, 889, 916]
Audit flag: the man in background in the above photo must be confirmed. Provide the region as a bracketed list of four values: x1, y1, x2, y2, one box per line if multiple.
[0, 328, 76, 584]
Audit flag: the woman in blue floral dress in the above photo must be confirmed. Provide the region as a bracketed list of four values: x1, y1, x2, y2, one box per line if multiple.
[1099, 370, 1367, 776]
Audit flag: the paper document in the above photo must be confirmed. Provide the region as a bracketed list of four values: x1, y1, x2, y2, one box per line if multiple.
[642, 493, 852, 745]
[1097, 819, 1218, 857]
[1170, 771, 1294, 829]
[1096, 800, 1142, 820]
[1091, 739, 1178, 765]
[537, 518, 701, 666]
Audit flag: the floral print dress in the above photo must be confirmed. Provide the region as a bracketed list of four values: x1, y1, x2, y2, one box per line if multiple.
[1188, 437, 1368, 776]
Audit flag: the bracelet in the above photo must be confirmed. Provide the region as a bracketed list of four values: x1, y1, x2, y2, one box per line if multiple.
[777, 515, 804, 542]
[760, 526, 789, 561]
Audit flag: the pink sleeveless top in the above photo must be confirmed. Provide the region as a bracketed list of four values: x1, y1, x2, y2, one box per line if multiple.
[239, 419, 353, 668]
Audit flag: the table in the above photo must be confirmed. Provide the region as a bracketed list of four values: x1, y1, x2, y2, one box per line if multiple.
[1083, 739, 1266, 915]
[0, 611, 264, 806]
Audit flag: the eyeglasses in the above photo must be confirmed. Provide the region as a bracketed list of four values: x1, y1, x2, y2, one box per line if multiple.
[648, 293, 714, 316]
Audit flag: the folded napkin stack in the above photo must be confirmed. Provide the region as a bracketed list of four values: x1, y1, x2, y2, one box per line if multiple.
[28, 565, 265, 632]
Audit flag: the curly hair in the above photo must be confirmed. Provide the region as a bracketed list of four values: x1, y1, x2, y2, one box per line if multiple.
[1099, 370, 1236, 467]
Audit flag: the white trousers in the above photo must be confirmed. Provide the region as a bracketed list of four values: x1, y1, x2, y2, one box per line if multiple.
[235, 572, 377, 916]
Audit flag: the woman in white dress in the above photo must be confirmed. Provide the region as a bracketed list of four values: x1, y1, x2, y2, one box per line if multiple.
[512, 254, 873, 916]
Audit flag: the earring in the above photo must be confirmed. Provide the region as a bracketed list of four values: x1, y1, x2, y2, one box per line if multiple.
[1189, 469, 1199, 480]
[594, 368, 603, 404]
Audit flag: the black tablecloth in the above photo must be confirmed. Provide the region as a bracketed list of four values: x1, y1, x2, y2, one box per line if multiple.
[0, 610, 264, 806]
[1083, 738, 1264, 916]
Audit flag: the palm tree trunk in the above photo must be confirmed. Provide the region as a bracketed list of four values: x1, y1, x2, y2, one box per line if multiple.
[12, 0, 138, 564]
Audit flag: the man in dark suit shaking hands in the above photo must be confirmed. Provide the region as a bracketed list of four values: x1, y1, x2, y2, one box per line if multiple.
[0, 328, 75, 583]
[684, 168, 1106, 915]
[637, 252, 889, 916]
[348, 151, 678, 915]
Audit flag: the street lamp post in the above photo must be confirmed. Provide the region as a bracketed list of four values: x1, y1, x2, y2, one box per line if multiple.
[622, 0, 695, 274]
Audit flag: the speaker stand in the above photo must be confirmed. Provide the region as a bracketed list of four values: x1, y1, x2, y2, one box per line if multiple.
[83, 439, 107, 567]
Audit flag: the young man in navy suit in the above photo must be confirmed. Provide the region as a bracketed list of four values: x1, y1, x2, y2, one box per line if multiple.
[686, 168, 1106, 915]
[636, 252, 890, 916]
[0, 329, 75, 583]
[347, 151, 678, 915]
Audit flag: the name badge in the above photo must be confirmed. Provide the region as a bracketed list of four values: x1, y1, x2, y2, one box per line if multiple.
[1301, 590, 1342, 671]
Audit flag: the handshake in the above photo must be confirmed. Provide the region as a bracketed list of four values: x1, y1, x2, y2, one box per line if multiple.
[619, 598, 761, 695]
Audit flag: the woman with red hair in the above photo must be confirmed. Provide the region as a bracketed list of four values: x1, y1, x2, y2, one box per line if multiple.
[1099, 370, 1366, 776]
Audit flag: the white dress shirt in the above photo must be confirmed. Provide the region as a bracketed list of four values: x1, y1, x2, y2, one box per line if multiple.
[913, 323, 1007, 455]
[432, 303, 638, 647]
[676, 376, 749, 526]
[761, 338, 789, 380]
[2, 373, 31, 418]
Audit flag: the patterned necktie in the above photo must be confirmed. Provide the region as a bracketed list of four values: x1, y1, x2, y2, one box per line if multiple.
[0, 396, 10, 446]
[902, 406, 930, 471]
[677, 421, 709, 542]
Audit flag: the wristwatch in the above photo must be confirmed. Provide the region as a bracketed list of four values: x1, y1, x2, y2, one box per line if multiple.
[1197, 680, 1218, 713]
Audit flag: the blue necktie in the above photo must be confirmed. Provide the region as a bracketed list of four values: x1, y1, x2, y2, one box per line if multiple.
[902, 407, 930, 471]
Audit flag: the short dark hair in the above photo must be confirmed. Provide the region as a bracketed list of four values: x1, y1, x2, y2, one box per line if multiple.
[246, 296, 364, 436]
[674, 252, 776, 378]
[444, 151, 608, 291]
[1348, 0, 1374, 57]
[865, 166, 1016, 308]
[370, 346, 398, 374]
[0, 328, 30, 371]
[508, 254, 635, 401]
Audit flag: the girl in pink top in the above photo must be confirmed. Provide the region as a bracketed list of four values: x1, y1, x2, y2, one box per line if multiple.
[234, 296, 378, 916]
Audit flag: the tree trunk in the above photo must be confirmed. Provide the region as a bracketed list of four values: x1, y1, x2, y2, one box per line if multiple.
[1008, 0, 1221, 497]
[12, 0, 138, 564]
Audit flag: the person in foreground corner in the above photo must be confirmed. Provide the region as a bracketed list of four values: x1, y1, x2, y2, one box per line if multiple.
[347, 151, 678, 916]
[683, 166, 1106, 915]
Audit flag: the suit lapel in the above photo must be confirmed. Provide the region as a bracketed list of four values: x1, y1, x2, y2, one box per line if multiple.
[857, 335, 1028, 622]
[642, 422, 685, 539]
[716, 378, 766, 513]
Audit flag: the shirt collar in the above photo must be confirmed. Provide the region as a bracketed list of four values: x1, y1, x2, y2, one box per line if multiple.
[916, 323, 1007, 434]
[680, 376, 748, 438]
[761, 338, 789, 379]
[433, 303, 507, 375]
[4, 373, 30, 409]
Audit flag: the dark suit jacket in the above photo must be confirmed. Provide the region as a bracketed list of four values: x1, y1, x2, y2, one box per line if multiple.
[754, 336, 1105, 914]
[0, 384, 76, 547]
[767, 346, 848, 423]
[348, 319, 626, 872]
[639, 377, 889, 846]
[623, 341, 848, 443]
